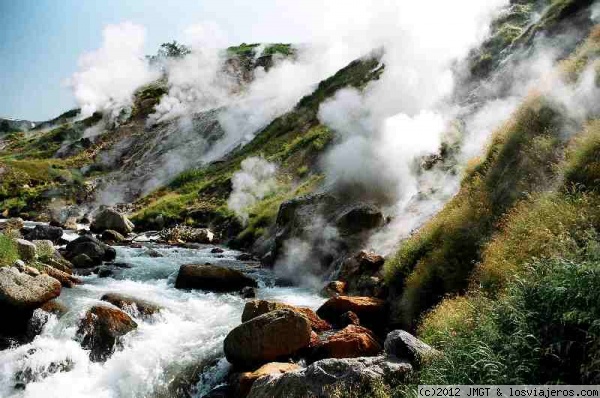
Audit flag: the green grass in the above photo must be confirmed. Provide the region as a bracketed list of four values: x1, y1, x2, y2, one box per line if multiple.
[0, 234, 18, 267]
[384, 96, 564, 328]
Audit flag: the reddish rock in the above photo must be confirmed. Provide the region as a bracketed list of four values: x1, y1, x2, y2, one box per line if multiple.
[314, 325, 381, 360]
[100, 293, 161, 317]
[316, 296, 386, 331]
[76, 305, 137, 362]
[43, 265, 81, 288]
[339, 311, 360, 327]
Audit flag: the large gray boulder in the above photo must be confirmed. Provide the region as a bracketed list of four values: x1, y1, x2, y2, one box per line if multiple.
[0, 267, 61, 310]
[248, 356, 413, 398]
[224, 309, 311, 369]
[0, 267, 62, 336]
[175, 264, 257, 292]
[90, 209, 134, 235]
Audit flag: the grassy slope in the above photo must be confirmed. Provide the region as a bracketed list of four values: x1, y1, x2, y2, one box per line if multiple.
[379, 26, 600, 388]
[132, 55, 384, 246]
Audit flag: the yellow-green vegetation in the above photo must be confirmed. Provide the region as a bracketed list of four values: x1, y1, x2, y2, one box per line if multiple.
[560, 25, 600, 81]
[0, 234, 18, 267]
[385, 96, 564, 327]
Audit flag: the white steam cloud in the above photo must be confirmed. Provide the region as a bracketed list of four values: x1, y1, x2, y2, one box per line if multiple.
[227, 157, 278, 224]
[69, 22, 159, 120]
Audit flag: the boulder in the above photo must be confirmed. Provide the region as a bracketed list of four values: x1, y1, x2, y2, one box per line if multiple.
[238, 362, 302, 397]
[241, 286, 257, 299]
[0, 267, 61, 310]
[45, 251, 73, 273]
[42, 265, 81, 288]
[211, 247, 224, 254]
[384, 330, 438, 365]
[224, 309, 311, 369]
[101, 293, 161, 317]
[338, 251, 387, 297]
[321, 281, 347, 298]
[90, 209, 134, 235]
[65, 235, 114, 266]
[32, 240, 55, 259]
[15, 239, 37, 262]
[40, 300, 68, 317]
[247, 356, 412, 398]
[317, 296, 386, 331]
[242, 300, 331, 332]
[0, 267, 61, 336]
[71, 254, 95, 268]
[24, 225, 63, 243]
[335, 205, 384, 236]
[101, 230, 125, 243]
[312, 325, 381, 360]
[175, 264, 258, 293]
[76, 305, 137, 362]
[339, 311, 360, 327]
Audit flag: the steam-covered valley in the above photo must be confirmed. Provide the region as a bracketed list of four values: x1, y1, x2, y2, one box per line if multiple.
[1, 0, 600, 396]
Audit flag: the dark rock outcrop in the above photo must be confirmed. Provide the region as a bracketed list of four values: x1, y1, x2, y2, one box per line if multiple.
[76, 305, 137, 362]
[338, 251, 387, 298]
[224, 309, 311, 369]
[64, 235, 115, 266]
[384, 330, 438, 365]
[101, 230, 125, 244]
[175, 264, 258, 292]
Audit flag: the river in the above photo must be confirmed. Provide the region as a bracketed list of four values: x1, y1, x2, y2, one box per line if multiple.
[0, 239, 324, 398]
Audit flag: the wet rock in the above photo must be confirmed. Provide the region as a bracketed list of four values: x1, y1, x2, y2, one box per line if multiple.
[236, 253, 253, 261]
[101, 293, 161, 317]
[24, 225, 63, 244]
[211, 247, 224, 254]
[40, 300, 68, 316]
[384, 330, 438, 365]
[335, 204, 384, 236]
[15, 239, 37, 262]
[76, 305, 137, 362]
[312, 325, 381, 360]
[65, 235, 114, 266]
[97, 267, 114, 278]
[175, 264, 258, 293]
[247, 355, 412, 398]
[241, 286, 257, 299]
[90, 208, 134, 235]
[242, 300, 331, 332]
[237, 362, 302, 397]
[224, 309, 311, 369]
[0, 267, 61, 336]
[101, 229, 125, 243]
[317, 296, 386, 332]
[202, 384, 233, 398]
[146, 248, 163, 258]
[321, 281, 347, 298]
[338, 251, 387, 297]
[339, 311, 360, 327]
[14, 352, 74, 389]
[42, 264, 81, 288]
[71, 253, 95, 268]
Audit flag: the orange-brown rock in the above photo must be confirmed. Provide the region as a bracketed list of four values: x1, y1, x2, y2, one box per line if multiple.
[43, 265, 81, 288]
[76, 305, 137, 362]
[238, 362, 301, 397]
[242, 300, 331, 332]
[314, 325, 381, 360]
[316, 296, 386, 331]
[224, 309, 311, 369]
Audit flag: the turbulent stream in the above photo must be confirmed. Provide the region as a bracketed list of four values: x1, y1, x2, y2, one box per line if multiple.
[0, 233, 324, 398]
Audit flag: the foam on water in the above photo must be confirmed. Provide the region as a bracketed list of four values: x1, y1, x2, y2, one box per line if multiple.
[0, 245, 324, 398]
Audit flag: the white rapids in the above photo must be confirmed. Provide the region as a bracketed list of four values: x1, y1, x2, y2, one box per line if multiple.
[0, 244, 324, 398]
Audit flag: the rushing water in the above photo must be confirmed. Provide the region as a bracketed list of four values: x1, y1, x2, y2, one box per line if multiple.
[0, 242, 324, 398]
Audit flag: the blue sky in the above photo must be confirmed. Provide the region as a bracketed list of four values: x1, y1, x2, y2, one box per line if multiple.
[0, 0, 312, 121]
